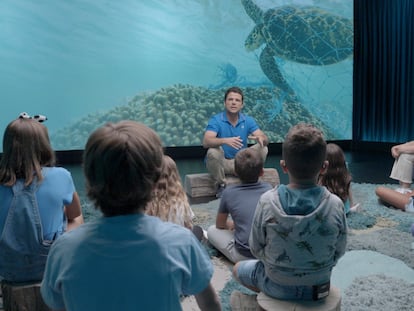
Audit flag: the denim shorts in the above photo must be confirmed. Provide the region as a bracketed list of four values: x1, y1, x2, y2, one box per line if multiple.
[236, 260, 316, 300]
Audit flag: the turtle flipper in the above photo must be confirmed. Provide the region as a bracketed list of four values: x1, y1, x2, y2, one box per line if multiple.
[259, 45, 295, 96]
[241, 0, 264, 24]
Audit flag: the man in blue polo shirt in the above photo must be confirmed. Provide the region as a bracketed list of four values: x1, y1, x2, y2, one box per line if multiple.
[203, 86, 268, 197]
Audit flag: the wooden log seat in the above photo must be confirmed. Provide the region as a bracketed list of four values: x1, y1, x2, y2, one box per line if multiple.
[256, 287, 342, 311]
[1, 282, 51, 311]
[230, 286, 342, 311]
[184, 168, 280, 198]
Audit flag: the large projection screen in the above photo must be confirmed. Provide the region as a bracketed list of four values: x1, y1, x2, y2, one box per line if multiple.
[0, 0, 353, 151]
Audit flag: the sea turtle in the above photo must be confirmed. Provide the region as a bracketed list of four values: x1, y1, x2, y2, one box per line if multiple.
[241, 0, 353, 96]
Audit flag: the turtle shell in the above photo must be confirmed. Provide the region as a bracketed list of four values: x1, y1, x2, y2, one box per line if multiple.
[261, 6, 353, 65]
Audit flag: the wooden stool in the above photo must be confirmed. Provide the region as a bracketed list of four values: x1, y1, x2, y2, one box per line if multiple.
[257, 286, 342, 311]
[1, 282, 50, 311]
[230, 291, 262, 311]
[184, 168, 280, 198]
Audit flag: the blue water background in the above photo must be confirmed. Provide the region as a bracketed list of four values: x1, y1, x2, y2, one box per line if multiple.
[0, 0, 353, 151]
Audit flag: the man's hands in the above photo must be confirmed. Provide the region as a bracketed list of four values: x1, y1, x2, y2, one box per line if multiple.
[223, 134, 266, 149]
[224, 136, 243, 150]
[203, 131, 243, 150]
[248, 135, 265, 147]
[203, 129, 268, 150]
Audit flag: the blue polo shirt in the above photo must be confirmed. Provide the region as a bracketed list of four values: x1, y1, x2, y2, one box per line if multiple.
[205, 112, 259, 159]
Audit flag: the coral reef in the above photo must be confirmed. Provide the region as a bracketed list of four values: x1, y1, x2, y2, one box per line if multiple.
[50, 84, 335, 150]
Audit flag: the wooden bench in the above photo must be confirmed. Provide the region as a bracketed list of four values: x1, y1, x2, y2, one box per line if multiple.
[184, 168, 280, 198]
[1, 282, 50, 311]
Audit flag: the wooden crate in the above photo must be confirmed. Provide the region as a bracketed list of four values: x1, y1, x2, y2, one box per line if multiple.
[185, 168, 280, 198]
[1, 283, 50, 311]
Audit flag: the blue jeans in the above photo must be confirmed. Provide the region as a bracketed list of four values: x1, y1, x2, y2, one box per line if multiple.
[236, 260, 317, 300]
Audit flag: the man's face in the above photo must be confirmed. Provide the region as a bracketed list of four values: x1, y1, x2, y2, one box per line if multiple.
[224, 92, 243, 114]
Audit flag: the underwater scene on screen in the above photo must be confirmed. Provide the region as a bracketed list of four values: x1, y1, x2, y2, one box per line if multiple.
[0, 0, 353, 151]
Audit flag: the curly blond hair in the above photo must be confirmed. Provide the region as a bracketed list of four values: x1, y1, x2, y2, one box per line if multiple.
[146, 155, 194, 229]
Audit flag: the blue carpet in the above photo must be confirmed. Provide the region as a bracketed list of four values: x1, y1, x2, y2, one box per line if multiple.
[79, 183, 414, 310]
[191, 183, 414, 311]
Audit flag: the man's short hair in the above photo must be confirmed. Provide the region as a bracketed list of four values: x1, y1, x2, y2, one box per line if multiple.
[282, 123, 326, 180]
[235, 148, 264, 183]
[83, 121, 163, 216]
[224, 86, 244, 102]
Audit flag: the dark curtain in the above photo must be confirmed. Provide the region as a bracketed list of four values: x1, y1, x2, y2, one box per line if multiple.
[353, 0, 414, 142]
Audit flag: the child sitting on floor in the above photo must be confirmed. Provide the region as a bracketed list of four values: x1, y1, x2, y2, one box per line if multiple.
[388, 141, 414, 193]
[146, 155, 203, 240]
[375, 186, 414, 213]
[207, 148, 272, 263]
[232, 123, 347, 301]
[146, 155, 195, 229]
[40, 121, 221, 311]
[318, 143, 360, 214]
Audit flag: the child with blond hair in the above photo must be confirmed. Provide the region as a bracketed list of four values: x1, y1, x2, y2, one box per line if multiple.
[146, 155, 195, 230]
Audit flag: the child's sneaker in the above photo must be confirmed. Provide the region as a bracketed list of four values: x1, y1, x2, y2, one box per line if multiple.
[396, 187, 412, 194]
[350, 203, 361, 212]
[405, 198, 414, 213]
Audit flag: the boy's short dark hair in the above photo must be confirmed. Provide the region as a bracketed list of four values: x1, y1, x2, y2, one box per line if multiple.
[83, 121, 163, 216]
[282, 123, 326, 180]
[235, 148, 263, 183]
